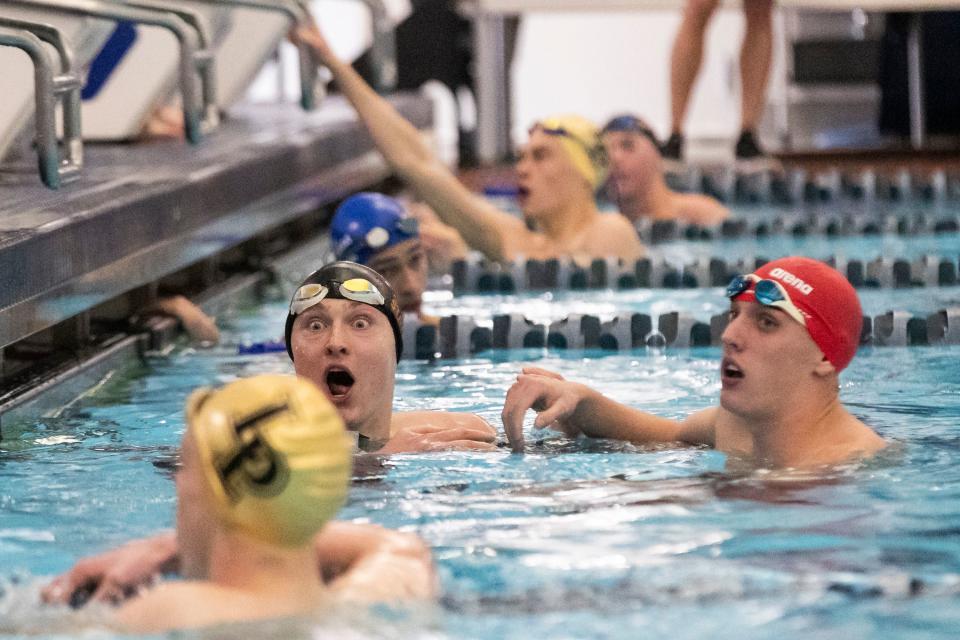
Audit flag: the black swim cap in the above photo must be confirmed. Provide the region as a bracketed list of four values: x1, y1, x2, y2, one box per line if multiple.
[284, 262, 404, 362]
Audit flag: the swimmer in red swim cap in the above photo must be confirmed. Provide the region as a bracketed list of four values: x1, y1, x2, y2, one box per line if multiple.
[503, 256, 886, 468]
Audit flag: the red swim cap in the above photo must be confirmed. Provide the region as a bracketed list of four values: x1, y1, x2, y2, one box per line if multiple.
[735, 257, 863, 372]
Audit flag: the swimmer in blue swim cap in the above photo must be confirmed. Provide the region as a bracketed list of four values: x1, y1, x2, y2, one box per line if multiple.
[332, 193, 465, 324]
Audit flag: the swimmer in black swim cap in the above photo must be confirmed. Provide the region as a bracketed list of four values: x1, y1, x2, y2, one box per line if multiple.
[285, 261, 403, 362]
[284, 261, 496, 452]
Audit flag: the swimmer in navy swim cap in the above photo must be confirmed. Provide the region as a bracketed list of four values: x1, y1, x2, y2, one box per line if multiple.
[503, 257, 885, 468]
[601, 114, 729, 226]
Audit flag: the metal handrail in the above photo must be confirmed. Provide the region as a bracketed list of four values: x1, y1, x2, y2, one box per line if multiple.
[0, 16, 82, 163]
[6, 0, 210, 143]
[0, 15, 74, 69]
[0, 26, 83, 188]
[180, 0, 320, 110]
[111, 0, 220, 133]
[352, 0, 396, 92]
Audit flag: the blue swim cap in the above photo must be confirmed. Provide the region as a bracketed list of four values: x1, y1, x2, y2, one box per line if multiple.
[330, 193, 419, 265]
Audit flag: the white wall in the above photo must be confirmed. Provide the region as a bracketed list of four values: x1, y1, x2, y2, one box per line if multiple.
[511, 9, 786, 150]
[247, 3, 786, 159]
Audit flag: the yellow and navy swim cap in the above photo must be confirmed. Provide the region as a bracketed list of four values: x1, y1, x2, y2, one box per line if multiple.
[530, 115, 607, 190]
[185, 374, 352, 547]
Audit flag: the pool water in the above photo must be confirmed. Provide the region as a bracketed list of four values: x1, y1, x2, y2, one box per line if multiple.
[2, 285, 960, 639]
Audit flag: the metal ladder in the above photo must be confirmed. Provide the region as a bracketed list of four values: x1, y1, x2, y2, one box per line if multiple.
[0, 19, 83, 189]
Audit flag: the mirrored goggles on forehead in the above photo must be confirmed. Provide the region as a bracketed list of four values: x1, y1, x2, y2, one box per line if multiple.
[725, 274, 807, 327]
[289, 278, 386, 316]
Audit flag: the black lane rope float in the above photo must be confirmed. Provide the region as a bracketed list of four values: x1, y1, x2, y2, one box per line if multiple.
[448, 255, 960, 294]
[395, 307, 960, 360]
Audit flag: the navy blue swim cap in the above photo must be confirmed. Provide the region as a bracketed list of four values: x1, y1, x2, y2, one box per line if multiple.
[330, 193, 419, 265]
[601, 114, 660, 147]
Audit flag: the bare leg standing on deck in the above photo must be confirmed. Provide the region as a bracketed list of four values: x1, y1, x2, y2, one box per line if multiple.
[664, 0, 775, 168]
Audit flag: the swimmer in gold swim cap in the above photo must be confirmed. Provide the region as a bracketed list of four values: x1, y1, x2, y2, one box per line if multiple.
[112, 375, 436, 632]
[291, 20, 643, 265]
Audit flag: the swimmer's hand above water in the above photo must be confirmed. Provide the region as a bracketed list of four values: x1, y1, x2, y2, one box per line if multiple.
[290, 16, 336, 67]
[42, 531, 178, 607]
[502, 368, 587, 452]
[503, 367, 712, 453]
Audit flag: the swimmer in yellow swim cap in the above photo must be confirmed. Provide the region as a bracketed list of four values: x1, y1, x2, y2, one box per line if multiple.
[530, 115, 608, 193]
[112, 375, 436, 632]
[291, 20, 643, 265]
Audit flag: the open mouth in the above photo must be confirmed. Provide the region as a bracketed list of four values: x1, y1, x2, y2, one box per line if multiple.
[721, 358, 744, 380]
[325, 367, 355, 398]
[517, 186, 530, 200]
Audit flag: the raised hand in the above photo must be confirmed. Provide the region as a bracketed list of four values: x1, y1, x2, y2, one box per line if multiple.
[501, 367, 585, 452]
[289, 14, 336, 66]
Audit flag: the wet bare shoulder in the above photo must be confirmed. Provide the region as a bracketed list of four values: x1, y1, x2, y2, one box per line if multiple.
[392, 411, 495, 435]
[584, 213, 644, 260]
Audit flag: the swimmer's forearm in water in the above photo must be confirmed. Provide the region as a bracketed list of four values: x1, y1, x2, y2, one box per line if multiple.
[502, 368, 714, 450]
[42, 531, 179, 606]
[565, 393, 715, 446]
[293, 23, 523, 263]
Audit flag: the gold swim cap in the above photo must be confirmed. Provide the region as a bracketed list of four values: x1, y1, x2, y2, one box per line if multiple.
[185, 374, 352, 547]
[532, 115, 607, 190]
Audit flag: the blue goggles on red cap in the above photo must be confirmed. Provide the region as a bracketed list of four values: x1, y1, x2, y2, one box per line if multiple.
[726, 274, 808, 326]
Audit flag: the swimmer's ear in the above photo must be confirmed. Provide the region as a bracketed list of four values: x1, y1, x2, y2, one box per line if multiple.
[185, 387, 214, 422]
[813, 356, 836, 378]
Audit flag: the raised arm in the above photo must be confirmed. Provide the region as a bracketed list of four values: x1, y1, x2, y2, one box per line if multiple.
[294, 22, 528, 262]
[315, 522, 437, 602]
[501, 367, 715, 451]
